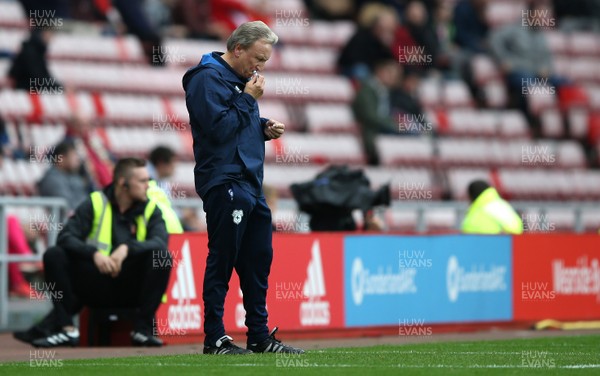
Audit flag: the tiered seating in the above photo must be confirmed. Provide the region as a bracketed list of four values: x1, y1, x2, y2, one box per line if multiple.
[0, 1, 26, 27]
[305, 103, 357, 133]
[375, 136, 434, 166]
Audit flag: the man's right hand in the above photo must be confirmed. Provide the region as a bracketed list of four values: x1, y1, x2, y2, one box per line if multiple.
[244, 74, 265, 99]
[93, 251, 118, 275]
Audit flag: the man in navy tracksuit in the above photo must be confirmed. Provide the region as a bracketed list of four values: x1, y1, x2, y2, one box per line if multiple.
[182, 21, 304, 355]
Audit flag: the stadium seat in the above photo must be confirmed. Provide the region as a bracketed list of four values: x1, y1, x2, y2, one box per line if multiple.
[567, 108, 589, 139]
[443, 109, 496, 137]
[375, 136, 434, 166]
[587, 85, 600, 110]
[568, 32, 600, 57]
[555, 140, 586, 168]
[437, 138, 495, 167]
[262, 72, 354, 103]
[0, 28, 26, 56]
[260, 100, 295, 131]
[540, 109, 564, 138]
[278, 45, 338, 74]
[498, 111, 529, 138]
[482, 80, 509, 108]
[444, 80, 474, 108]
[0, 1, 26, 27]
[49, 34, 145, 63]
[471, 55, 501, 85]
[446, 168, 492, 201]
[263, 164, 322, 197]
[544, 30, 568, 56]
[485, 1, 526, 28]
[581, 210, 600, 232]
[305, 103, 357, 134]
[0, 89, 33, 120]
[274, 133, 365, 165]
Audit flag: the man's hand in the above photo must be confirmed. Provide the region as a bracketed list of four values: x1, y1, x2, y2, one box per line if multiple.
[264, 119, 285, 139]
[93, 251, 118, 275]
[244, 74, 265, 99]
[109, 244, 129, 278]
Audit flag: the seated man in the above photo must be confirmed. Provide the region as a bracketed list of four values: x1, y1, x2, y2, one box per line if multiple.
[14, 158, 171, 347]
[462, 180, 523, 235]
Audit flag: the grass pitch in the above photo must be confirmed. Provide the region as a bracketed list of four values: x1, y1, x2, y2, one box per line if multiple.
[1, 334, 599, 375]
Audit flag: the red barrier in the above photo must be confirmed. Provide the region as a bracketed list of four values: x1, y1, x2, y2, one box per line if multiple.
[513, 234, 600, 321]
[156, 233, 344, 343]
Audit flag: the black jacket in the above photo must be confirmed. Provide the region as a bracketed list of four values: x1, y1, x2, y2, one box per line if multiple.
[57, 184, 168, 259]
[182, 52, 270, 199]
[9, 30, 62, 91]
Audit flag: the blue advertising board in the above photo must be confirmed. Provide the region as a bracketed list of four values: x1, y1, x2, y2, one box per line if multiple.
[343, 235, 512, 327]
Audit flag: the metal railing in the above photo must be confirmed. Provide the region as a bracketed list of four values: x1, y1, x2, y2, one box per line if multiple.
[172, 198, 600, 233]
[0, 197, 68, 328]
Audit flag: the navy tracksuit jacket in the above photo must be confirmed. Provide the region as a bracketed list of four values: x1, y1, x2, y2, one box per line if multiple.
[183, 52, 274, 346]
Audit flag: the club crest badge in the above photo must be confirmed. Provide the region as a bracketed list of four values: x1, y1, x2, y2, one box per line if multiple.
[232, 210, 243, 225]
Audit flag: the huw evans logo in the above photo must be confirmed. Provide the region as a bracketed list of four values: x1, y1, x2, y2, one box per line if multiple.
[446, 256, 507, 303]
[168, 240, 201, 330]
[300, 240, 330, 326]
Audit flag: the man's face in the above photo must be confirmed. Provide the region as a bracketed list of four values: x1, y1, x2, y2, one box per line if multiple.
[234, 39, 273, 78]
[125, 167, 150, 202]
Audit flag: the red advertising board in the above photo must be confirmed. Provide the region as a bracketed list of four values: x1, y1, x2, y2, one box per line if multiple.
[513, 234, 600, 321]
[156, 233, 344, 343]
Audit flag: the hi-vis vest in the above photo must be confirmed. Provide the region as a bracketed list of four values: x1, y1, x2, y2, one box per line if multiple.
[146, 180, 184, 234]
[87, 191, 157, 256]
[461, 187, 523, 235]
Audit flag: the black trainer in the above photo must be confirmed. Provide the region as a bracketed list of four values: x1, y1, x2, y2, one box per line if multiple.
[248, 327, 305, 354]
[31, 328, 80, 348]
[131, 331, 164, 347]
[203, 335, 253, 355]
[13, 326, 50, 345]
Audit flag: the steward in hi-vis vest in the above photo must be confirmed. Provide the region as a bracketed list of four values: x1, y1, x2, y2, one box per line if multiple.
[15, 158, 171, 349]
[462, 180, 523, 235]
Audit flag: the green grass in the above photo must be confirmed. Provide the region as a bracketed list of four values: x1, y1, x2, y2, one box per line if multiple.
[1, 335, 599, 375]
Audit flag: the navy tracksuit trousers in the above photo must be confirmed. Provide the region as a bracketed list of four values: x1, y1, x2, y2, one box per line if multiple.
[202, 181, 273, 346]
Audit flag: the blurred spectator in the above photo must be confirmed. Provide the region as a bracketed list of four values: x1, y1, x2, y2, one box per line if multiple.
[92, 0, 164, 65]
[453, 0, 490, 54]
[6, 215, 41, 298]
[400, 0, 446, 73]
[303, 0, 355, 20]
[352, 59, 409, 165]
[37, 141, 93, 212]
[0, 149, 42, 297]
[553, 0, 600, 32]
[337, 3, 398, 80]
[64, 112, 114, 189]
[433, 1, 464, 78]
[17, 0, 71, 20]
[461, 180, 523, 234]
[490, 1, 568, 115]
[8, 29, 62, 92]
[352, 59, 400, 165]
[208, 0, 271, 39]
[170, 0, 228, 40]
[391, 68, 429, 133]
[147, 146, 199, 232]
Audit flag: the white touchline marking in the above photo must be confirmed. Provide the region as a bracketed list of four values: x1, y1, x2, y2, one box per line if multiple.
[6, 363, 600, 369]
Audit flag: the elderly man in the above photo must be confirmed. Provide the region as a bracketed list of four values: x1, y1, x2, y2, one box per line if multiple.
[182, 21, 303, 355]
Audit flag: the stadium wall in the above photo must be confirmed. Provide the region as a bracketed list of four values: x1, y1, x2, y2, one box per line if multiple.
[154, 233, 600, 344]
